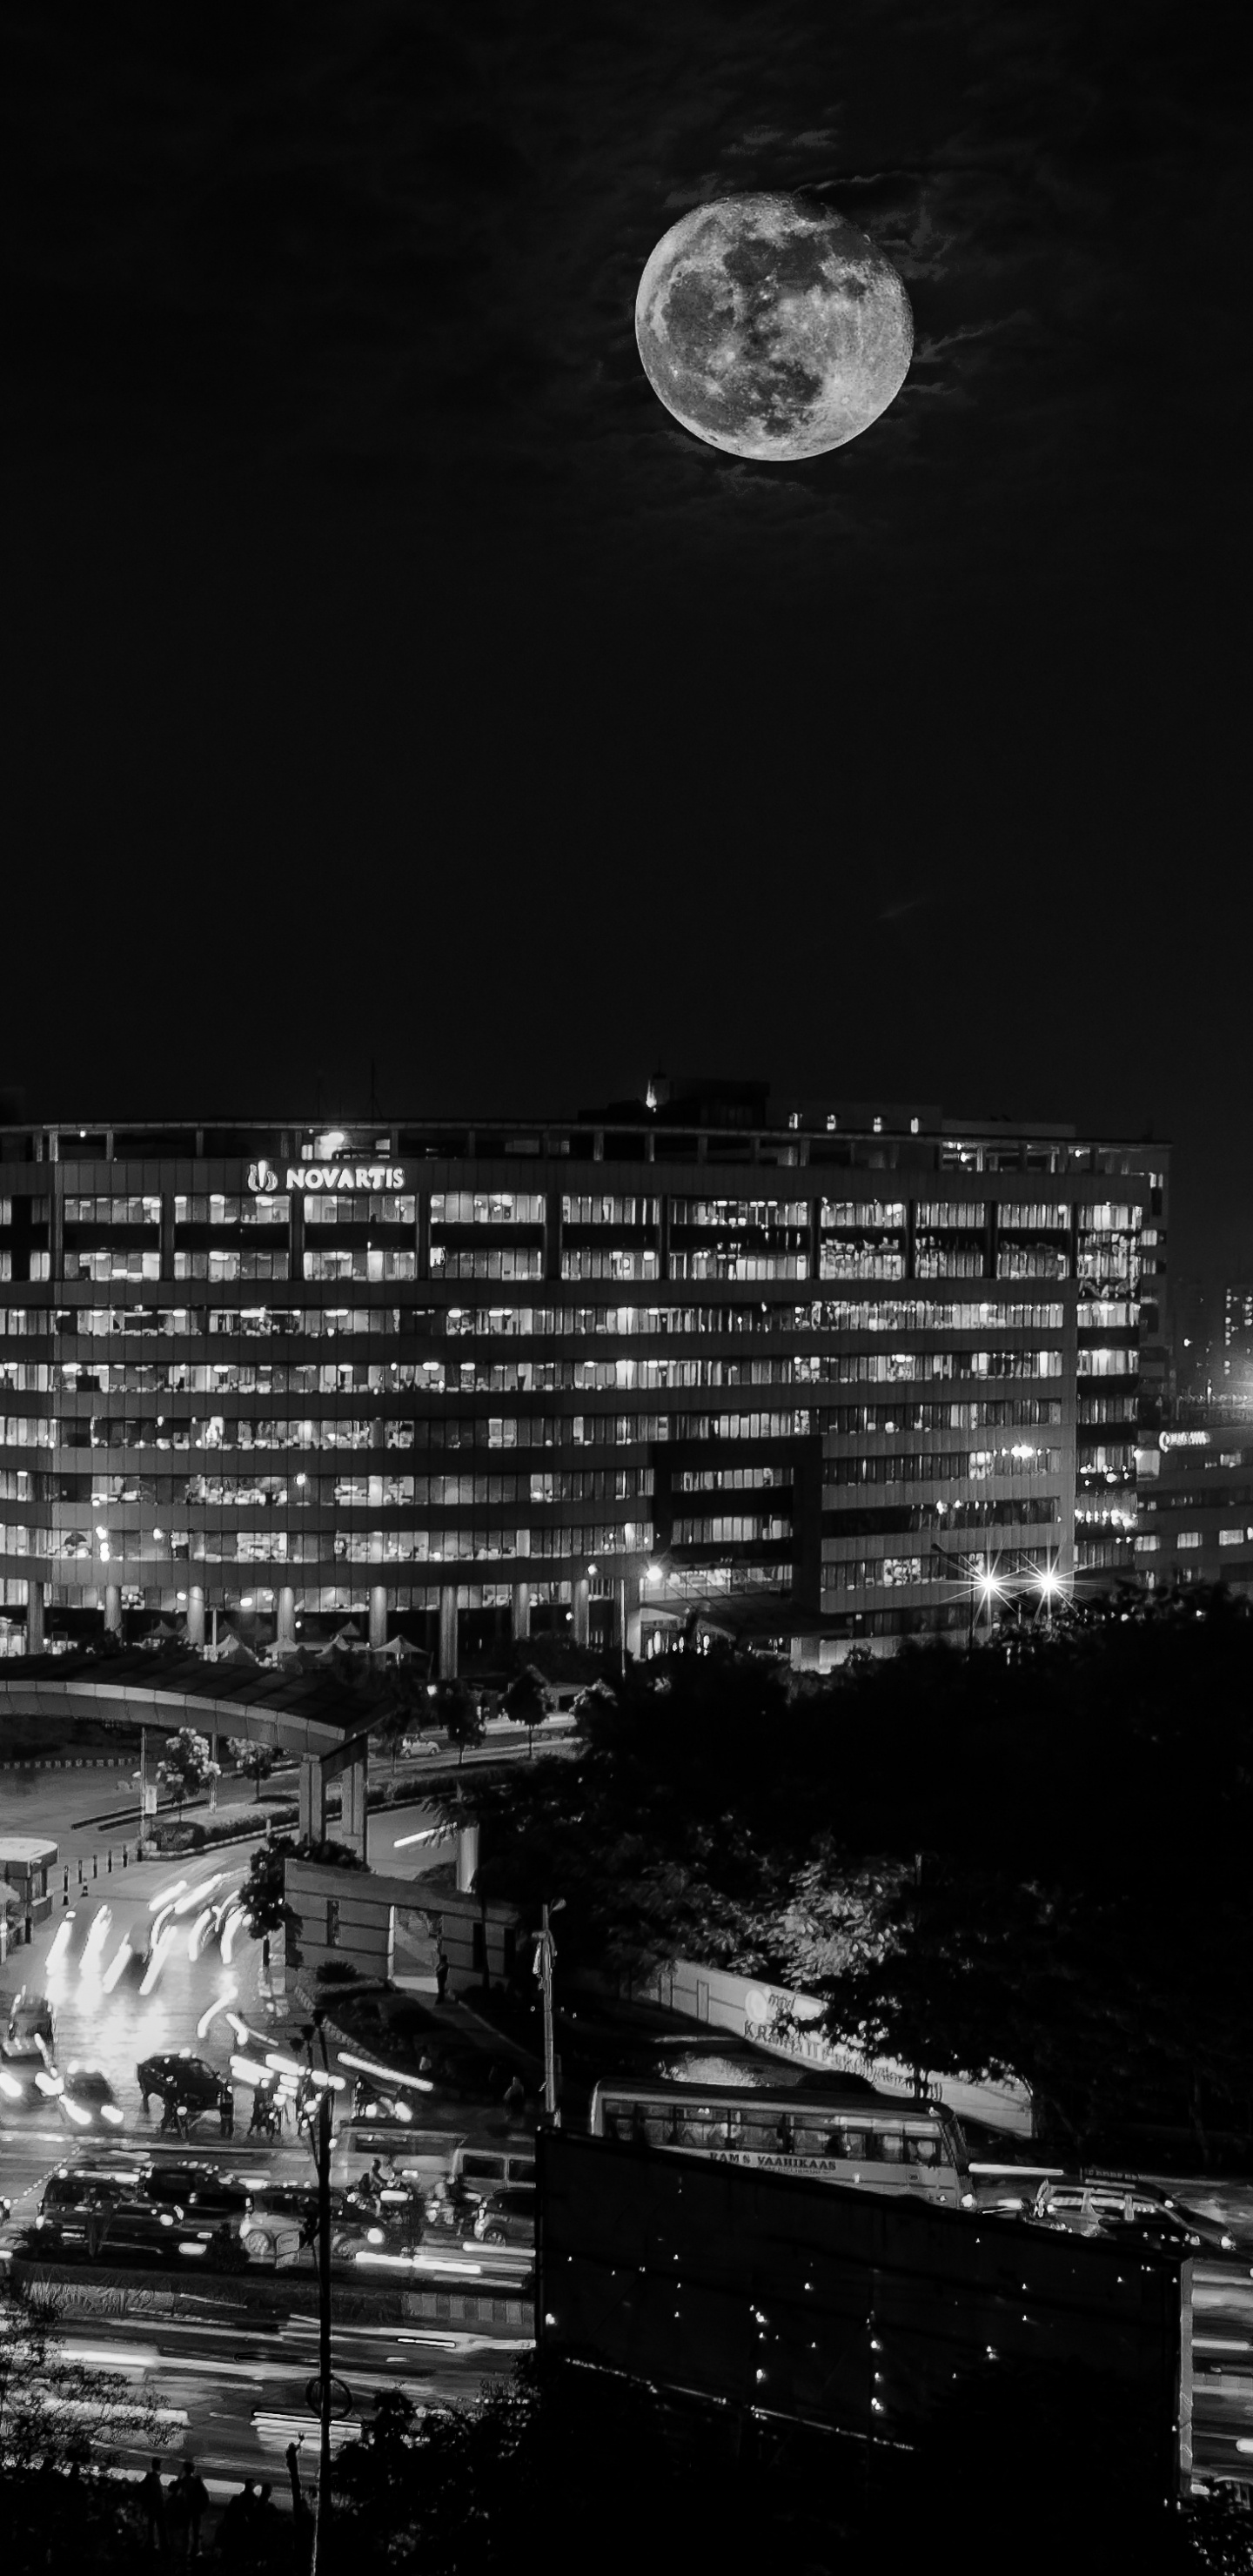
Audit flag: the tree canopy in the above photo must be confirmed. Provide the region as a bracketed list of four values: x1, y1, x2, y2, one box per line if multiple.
[439, 1591, 1253, 2156]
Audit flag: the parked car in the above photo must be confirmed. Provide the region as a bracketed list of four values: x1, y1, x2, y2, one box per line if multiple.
[399, 1735, 443, 1759]
[137, 2051, 224, 2115]
[3, 1989, 55, 2063]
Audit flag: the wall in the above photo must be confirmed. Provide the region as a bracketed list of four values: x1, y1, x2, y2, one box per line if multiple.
[616, 1953, 1035, 2138]
[285, 1855, 520, 1992]
[537, 2131, 1189, 2504]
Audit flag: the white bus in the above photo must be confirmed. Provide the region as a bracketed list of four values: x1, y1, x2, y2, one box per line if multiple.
[589, 2080, 972, 2206]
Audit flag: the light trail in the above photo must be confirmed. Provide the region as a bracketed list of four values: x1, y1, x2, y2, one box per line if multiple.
[187, 1908, 214, 1962]
[148, 1878, 188, 1912]
[78, 1908, 113, 1976]
[197, 1983, 237, 2040]
[171, 1874, 224, 1917]
[102, 1937, 133, 1993]
[336, 2051, 433, 2094]
[139, 1926, 176, 1996]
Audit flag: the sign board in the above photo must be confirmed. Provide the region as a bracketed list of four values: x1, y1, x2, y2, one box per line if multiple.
[248, 1161, 408, 1195]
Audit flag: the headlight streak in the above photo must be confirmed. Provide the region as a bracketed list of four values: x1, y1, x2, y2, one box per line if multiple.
[102, 1938, 133, 1993]
[197, 1984, 237, 2040]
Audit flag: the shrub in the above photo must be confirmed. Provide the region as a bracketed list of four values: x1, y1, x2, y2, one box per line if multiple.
[316, 1960, 360, 1984]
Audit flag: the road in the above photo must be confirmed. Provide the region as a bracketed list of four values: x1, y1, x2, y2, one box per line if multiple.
[0, 1844, 535, 2506]
[43, 2301, 527, 2489]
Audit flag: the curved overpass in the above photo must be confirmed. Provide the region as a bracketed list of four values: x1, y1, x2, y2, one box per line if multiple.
[0, 1649, 374, 1845]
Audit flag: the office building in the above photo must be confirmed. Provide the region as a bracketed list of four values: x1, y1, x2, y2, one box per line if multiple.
[0, 1090, 1165, 1667]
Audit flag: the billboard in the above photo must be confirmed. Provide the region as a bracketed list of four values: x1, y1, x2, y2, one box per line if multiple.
[537, 2132, 1190, 2503]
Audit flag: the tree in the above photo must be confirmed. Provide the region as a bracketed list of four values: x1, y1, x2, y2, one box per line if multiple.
[438, 1600, 1253, 2158]
[238, 1831, 366, 1969]
[501, 1664, 549, 1756]
[0, 2286, 164, 2572]
[226, 1734, 278, 1801]
[432, 1677, 484, 1767]
[154, 1726, 219, 1816]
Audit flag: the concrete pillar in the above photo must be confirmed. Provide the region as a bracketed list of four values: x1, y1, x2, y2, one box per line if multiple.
[438, 1587, 459, 1680]
[276, 1586, 296, 1653]
[104, 1583, 122, 1636]
[511, 1580, 530, 1644]
[186, 1585, 205, 1649]
[298, 1754, 326, 1844]
[368, 1584, 387, 1653]
[457, 1821, 479, 1894]
[623, 1573, 642, 1661]
[340, 1752, 368, 1860]
[572, 1574, 591, 1647]
[25, 1578, 44, 1656]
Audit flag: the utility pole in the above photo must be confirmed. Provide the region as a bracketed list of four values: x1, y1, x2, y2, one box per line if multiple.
[314, 2085, 332, 2564]
[298, 2015, 334, 2574]
[533, 1899, 566, 2124]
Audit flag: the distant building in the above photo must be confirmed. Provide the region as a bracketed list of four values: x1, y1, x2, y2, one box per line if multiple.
[1222, 1283, 1253, 1403]
[0, 1094, 1167, 1667]
[1136, 1411, 1253, 1596]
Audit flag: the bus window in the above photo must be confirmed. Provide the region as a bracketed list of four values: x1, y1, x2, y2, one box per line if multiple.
[905, 2133, 941, 2166]
[878, 2130, 906, 2163]
[842, 2130, 883, 2161]
[793, 2122, 837, 2156]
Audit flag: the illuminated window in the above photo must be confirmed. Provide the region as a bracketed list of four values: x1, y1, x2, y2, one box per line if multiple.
[1176, 1531, 1203, 1550]
[1219, 1528, 1247, 1547]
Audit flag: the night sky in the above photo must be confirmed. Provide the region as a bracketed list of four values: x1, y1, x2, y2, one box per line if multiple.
[3, 2, 1247, 1274]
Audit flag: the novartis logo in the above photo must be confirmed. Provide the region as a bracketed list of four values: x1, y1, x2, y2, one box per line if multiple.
[247, 1161, 409, 1193]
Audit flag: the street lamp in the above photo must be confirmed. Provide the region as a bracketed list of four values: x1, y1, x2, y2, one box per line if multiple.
[533, 1900, 566, 2124]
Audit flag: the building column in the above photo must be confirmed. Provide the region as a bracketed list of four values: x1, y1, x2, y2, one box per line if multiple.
[186, 1586, 205, 1649]
[104, 1583, 122, 1636]
[298, 1755, 326, 1844]
[276, 1586, 296, 1654]
[572, 1573, 591, 1647]
[25, 1577, 44, 1656]
[438, 1587, 459, 1680]
[340, 1751, 368, 1861]
[368, 1584, 387, 1654]
[511, 1580, 530, 1644]
[623, 1573, 643, 1661]
[457, 1821, 479, 1894]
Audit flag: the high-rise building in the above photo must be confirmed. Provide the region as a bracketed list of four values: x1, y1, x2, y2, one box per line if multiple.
[0, 1095, 1166, 1666]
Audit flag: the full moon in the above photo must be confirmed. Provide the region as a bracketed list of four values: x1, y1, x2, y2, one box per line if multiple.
[635, 191, 913, 461]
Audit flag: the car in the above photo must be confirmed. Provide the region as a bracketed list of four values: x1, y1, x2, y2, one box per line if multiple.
[1032, 2177, 1236, 2255]
[40, 2064, 127, 2131]
[450, 2146, 536, 2197]
[30, 2166, 250, 2271]
[399, 1735, 443, 1759]
[139, 2163, 252, 2222]
[3, 1989, 55, 2063]
[470, 2184, 535, 2249]
[137, 2052, 224, 2115]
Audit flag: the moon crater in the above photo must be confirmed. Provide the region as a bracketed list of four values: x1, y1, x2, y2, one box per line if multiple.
[635, 192, 913, 461]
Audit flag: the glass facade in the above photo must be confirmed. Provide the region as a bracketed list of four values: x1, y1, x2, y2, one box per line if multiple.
[0, 1110, 1166, 1659]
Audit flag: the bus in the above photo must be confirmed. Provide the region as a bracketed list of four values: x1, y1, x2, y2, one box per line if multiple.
[589, 2080, 973, 2206]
